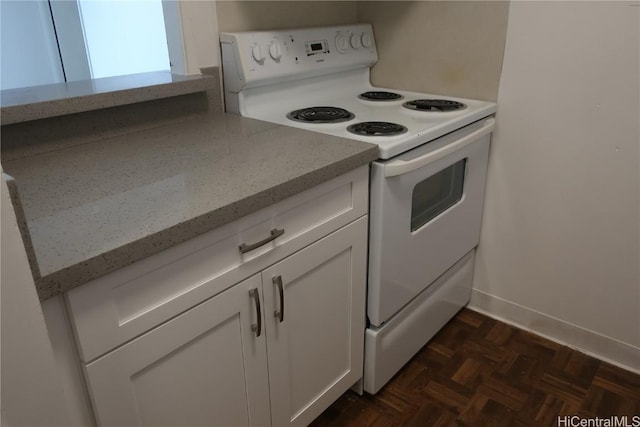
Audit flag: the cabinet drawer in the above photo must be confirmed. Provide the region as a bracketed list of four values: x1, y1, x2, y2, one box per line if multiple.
[66, 166, 368, 362]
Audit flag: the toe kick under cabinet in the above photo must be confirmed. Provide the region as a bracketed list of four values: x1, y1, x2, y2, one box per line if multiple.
[64, 166, 369, 427]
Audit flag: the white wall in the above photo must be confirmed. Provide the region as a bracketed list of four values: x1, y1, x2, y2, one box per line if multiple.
[472, 1, 640, 372]
[1, 173, 71, 426]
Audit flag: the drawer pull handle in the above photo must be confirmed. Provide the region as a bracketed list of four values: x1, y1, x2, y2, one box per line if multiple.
[239, 228, 285, 254]
[249, 288, 262, 337]
[273, 275, 284, 323]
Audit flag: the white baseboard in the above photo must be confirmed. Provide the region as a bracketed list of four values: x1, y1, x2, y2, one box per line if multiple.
[469, 288, 640, 374]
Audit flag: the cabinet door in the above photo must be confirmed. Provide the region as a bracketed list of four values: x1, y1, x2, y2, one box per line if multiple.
[262, 217, 367, 427]
[84, 274, 271, 427]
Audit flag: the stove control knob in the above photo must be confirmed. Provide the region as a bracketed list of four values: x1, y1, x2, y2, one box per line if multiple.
[361, 33, 373, 48]
[269, 43, 282, 61]
[350, 34, 362, 49]
[335, 34, 350, 53]
[251, 44, 267, 63]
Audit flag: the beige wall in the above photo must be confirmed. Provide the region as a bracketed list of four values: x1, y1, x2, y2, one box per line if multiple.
[357, 1, 509, 101]
[471, 1, 640, 372]
[216, 1, 358, 33]
[179, 1, 221, 72]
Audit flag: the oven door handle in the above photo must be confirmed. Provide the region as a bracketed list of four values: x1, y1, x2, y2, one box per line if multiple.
[384, 117, 495, 178]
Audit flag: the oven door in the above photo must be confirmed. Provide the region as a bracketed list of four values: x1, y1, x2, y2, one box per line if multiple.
[367, 118, 493, 327]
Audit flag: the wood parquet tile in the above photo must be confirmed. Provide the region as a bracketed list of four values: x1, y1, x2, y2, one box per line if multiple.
[311, 309, 640, 427]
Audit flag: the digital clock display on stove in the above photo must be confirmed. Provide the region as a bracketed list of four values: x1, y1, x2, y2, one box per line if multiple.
[305, 40, 328, 56]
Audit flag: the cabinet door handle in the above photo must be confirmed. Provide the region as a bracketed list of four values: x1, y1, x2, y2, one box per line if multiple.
[273, 275, 284, 323]
[249, 288, 262, 337]
[239, 228, 285, 254]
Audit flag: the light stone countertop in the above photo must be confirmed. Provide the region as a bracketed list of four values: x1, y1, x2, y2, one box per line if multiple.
[0, 71, 215, 125]
[2, 113, 378, 300]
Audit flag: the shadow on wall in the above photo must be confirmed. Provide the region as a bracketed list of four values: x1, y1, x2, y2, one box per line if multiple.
[215, 1, 358, 33]
[357, 1, 510, 101]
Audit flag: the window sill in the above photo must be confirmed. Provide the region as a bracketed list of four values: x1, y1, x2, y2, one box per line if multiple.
[0, 71, 217, 125]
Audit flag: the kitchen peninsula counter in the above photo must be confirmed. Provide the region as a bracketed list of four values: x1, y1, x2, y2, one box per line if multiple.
[2, 113, 378, 300]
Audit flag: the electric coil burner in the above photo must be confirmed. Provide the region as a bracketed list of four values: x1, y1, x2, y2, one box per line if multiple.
[347, 121, 408, 137]
[286, 106, 355, 123]
[403, 99, 466, 112]
[358, 91, 404, 101]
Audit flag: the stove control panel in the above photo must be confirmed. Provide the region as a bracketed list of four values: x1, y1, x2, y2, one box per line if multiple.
[221, 24, 378, 92]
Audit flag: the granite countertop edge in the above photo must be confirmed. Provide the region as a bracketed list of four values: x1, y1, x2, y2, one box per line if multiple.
[30, 140, 378, 300]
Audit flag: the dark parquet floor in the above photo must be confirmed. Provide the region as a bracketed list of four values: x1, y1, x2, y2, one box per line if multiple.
[311, 309, 640, 427]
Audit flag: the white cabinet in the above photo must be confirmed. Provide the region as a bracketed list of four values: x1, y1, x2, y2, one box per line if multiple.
[63, 167, 369, 427]
[66, 167, 368, 363]
[83, 217, 367, 427]
[83, 274, 271, 427]
[263, 217, 366, 426]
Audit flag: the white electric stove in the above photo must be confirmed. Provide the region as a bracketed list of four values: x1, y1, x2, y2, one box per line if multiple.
[221, 24, 496, 394]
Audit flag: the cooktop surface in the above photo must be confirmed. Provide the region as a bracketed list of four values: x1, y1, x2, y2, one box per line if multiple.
[239, 73, 496, 159]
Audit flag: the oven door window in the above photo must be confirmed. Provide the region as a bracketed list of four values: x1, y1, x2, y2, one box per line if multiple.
[411, 159, 466, 231]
